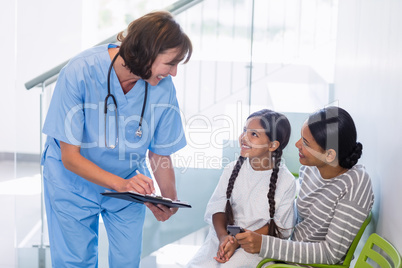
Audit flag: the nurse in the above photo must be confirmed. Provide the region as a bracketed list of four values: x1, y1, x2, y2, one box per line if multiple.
[41, 11, 192, 267]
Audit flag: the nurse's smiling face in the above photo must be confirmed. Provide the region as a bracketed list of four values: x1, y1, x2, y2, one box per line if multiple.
[146, 47, 183, 86]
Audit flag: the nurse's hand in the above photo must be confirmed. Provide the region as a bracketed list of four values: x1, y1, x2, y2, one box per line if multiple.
[116, 173, 155, 194]
[145, 203, 178, 222]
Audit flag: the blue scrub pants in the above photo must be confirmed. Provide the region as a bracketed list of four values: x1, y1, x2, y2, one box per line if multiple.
[44, 178, 146, 268]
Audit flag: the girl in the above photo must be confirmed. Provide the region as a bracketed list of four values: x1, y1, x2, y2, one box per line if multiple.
[186, 109, 297, 267]
[237, 106, 374, 266]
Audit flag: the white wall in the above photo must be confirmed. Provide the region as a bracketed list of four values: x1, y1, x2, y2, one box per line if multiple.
[0, 0, 84, 155]
[335, 0, 402, 253]
[0, 1, 17, 156]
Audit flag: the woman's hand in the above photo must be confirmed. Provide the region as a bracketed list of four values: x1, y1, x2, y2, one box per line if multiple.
[145, 203, 178, 222]
[214, 235, 238, 263]
[236, 229, 262, 254]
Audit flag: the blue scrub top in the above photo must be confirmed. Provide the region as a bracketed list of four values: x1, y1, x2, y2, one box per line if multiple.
[42, 44, 186, 187]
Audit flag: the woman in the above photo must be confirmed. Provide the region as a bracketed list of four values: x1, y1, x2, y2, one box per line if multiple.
[236, 106, 374, 266]
[41, 11, 192, 267]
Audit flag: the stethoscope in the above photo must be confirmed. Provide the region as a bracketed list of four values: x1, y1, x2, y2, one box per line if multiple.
[104, 51, 148, 149]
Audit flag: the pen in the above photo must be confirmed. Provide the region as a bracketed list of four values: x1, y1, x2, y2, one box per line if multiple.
[136, 170, 156, 195]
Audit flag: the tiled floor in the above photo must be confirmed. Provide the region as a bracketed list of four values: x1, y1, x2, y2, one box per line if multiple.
[140, 227, 208, 268]
[0, 160, 206, 268]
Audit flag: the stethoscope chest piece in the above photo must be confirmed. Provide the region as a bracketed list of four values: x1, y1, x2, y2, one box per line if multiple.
[135, 126, 142, 137]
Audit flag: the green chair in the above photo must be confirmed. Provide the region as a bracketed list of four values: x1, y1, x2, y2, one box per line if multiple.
[354, 233, 401, 268]
[256, 212, 372, 268]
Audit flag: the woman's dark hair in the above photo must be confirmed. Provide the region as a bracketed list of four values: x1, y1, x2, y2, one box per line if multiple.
[225, 109, 291, 238]
[117, 11, 192, 79]
[307, 106, 363, 169]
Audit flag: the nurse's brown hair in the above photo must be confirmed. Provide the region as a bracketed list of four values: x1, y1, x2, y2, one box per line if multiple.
[117, 11, 192, 79]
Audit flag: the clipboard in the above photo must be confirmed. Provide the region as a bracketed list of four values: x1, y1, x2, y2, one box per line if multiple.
[101, 191, 191, 208]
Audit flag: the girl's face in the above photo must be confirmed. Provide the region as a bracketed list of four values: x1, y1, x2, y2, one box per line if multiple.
[146, 47, 182, 86]
[239, 117, 277, 168]
[295, 122, 327, 167]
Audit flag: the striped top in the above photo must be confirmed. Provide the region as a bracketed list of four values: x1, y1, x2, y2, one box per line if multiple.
[259, 164, 374, 265]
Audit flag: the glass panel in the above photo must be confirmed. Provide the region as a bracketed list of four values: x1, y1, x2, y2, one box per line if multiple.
[251, 0, 338, 113]
[250, 0, 338, 174]
[173, 0, 253, 170]
[82, 0, 179, 47]
[15, 87, 50, 267]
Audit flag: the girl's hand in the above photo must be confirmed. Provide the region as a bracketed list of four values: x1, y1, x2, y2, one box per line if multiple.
[236, 229, 262, 254]
[222, 236, 239, 261]
[214, 235, 238, 263]
[214, 235, 231, 263]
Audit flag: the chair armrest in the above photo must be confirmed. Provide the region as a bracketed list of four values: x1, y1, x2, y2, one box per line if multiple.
[256, 259, 279, 268]
[257, 258, 348, 268]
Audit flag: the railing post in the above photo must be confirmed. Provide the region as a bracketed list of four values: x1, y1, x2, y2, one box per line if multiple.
[247, 0, 255, 115]
[38, 82, 46, 268]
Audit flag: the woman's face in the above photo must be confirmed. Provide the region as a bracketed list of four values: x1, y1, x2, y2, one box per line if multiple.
[295, 122, 327, 167]
[146, 47, 182, 86]
[239, 117, 273, 163]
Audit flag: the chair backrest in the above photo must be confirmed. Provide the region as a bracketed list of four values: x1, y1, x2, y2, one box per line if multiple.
[342, 211, 372, 266]
[355, 233, 402, 268]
